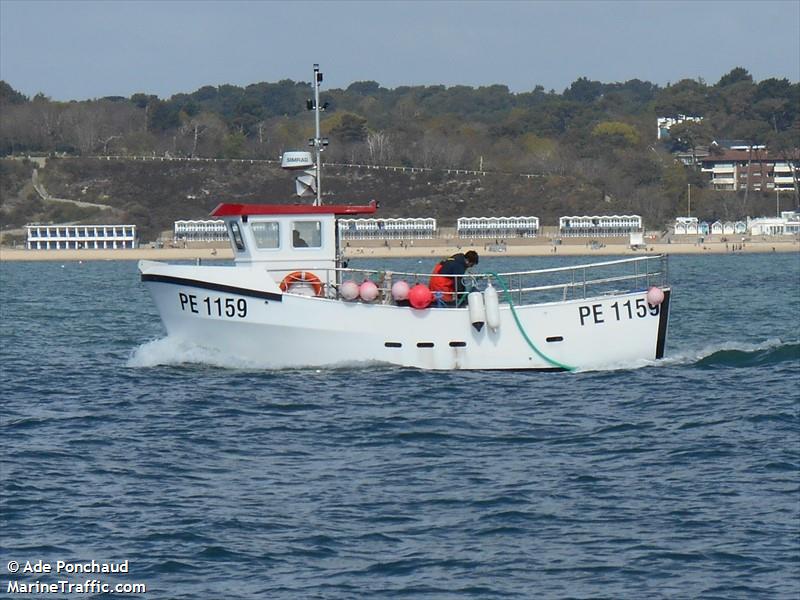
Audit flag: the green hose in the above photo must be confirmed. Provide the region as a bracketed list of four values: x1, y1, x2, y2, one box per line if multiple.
[488, 271, 576, 372]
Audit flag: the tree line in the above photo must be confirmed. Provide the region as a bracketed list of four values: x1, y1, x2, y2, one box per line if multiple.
[2, 67, 797, 163]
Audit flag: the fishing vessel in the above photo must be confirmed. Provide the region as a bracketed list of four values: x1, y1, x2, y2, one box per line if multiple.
[139, 65, 671, 371]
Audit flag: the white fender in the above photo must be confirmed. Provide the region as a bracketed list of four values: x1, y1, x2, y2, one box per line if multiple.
[484, 283, 500, 331]
[467, 291, 486, 332]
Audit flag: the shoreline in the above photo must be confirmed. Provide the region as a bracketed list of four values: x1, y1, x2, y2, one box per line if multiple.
[1, 239, 798, 262]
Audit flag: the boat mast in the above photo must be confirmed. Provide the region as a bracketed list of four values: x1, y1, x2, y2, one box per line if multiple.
[311, 64, 324, 206]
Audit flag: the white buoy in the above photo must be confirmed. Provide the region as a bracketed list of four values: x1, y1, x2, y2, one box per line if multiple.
[467, 291, 486, 332]
[484, 283, 501, 331]
[340, 280, 360, 301]
[391, 280, 410, 301]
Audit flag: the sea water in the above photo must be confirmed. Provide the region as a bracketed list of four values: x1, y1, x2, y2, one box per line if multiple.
[1, 253, 798, 599]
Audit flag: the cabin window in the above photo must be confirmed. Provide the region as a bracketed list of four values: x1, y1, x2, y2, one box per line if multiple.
[228, 222, 246, 252]
[251, 221, 280, 249]
[292, 221, 321, 248]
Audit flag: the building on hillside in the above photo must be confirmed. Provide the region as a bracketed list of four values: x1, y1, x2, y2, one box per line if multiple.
[673, 140, 767, 167]
[699, 149, 799, 192]
[674, 148, 710, 166]
[338, 218, 437, 240]
[26, 224, 137, 250]
[457, 216, 539, 239]
[711, 140, 766, 151]
[174, 219, 227, 242]
[657, 115, 703, 140]
[748, 211, 800, 236]
[558, 215, 642, 238]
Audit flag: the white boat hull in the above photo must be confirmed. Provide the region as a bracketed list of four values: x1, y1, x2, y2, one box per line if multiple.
[140, 261, 670, 371]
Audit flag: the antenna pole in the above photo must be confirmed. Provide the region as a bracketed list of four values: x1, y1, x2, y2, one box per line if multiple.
[313, 64, 322, 206]
[687, 183, 691, 217]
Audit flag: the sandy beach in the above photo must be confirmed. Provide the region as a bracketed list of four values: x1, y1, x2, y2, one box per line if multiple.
[340, 238, 800, 259]
[1, 237, 798, 262]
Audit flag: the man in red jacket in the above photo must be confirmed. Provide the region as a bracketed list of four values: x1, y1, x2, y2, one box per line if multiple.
[429, 250, 479, 306]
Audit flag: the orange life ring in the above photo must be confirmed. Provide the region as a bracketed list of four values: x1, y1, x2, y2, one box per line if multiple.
[279, 271, 323, 296]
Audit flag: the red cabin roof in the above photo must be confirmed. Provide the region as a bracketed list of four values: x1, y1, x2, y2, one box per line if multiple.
[211, 200, 377, 217]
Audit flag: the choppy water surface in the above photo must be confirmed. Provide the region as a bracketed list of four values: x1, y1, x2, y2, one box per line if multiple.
[1, 253, 798, 599]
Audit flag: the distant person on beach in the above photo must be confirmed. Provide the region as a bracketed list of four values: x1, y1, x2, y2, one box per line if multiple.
[429, 250, 479, 306]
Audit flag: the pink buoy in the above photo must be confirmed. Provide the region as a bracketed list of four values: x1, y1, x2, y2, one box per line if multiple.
[408, 284, 432, 309]
[646, 286, 665, 306]
[340, 280, 360, 301]
[359, 280, 379, 302]
[391, 280, 410, 301]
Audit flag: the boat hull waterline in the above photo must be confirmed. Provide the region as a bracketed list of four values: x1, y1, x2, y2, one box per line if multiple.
[140, 262, 670, 371]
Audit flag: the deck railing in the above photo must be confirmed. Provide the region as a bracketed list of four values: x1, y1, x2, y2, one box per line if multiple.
[299, 255, 669, 305]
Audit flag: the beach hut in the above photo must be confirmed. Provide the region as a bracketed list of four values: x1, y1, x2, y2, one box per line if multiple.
[26, 224, 138, 250]
[457, 216, 539, 239]
[338, 217, 437, 240]
[673, 217, 697, 235]
[174, 219, 227, 242]
[560, 215, 641, 238]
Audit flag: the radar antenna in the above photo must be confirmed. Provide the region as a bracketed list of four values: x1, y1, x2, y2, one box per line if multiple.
[279, 64, 329, 204]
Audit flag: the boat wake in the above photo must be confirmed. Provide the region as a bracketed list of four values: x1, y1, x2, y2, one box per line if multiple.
[128, 337, 798, 373]
[574, 338, 798, 373]
[126, 337, 390, 371]
[686, 338, 799, 369]
[127, 337, 245, 369]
